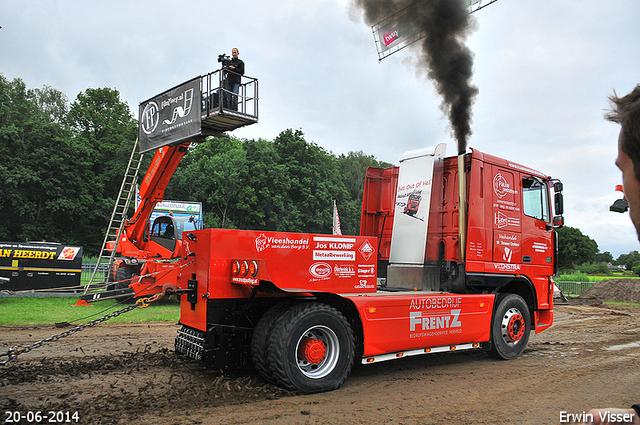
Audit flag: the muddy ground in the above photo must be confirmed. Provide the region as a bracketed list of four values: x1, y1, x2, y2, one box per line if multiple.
[1, 280, 639, 425]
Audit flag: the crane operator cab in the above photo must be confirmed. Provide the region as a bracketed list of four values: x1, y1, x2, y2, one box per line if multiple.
[149, 215, 198, 254]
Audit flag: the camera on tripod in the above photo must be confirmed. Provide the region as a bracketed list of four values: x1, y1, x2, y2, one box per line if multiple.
[218, 54, 232, 68]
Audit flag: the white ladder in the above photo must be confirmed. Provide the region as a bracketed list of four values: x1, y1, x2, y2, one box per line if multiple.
[84, 139, 144, 292]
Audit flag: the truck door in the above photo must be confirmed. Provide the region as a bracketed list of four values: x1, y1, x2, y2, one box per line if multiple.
[491, 166, 522, 266]
[150, 216, 177, 253]
[520, 176, 553, 275]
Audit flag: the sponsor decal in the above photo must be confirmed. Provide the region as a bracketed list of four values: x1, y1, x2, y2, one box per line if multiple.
[0, 249, 55, 260]
[494, 199, 520, 212]
[494, 263, 522, 272]
[507, 161, 542, 176]
[355, 279, 375, 289]
[408, 297, 464, 337]
[162, 88, 194, 125]
[496, 233, 520, 254]
[409, 309, 462, 338]
[309, 262, 332, 279]
[503, 246, 513, 263]
[468, 241, 484, 257]
[141, 102, 160, 135]
[313, 250, 355, 261]
[334, 264, 355, 278]
[255, 234, 310, 252]
[231, 276, 259, 285]
[256, 234, 267, 252]
[358, 239, 375, 261]
[532, 242, 548, 253]
[58, 247, 81, 261]
[383, 26, 399, 47]
[495, 211, 520, 228]
[357, 264, 376, 278]
[410, 297, 462, 310]
[493, 173, 517, 199]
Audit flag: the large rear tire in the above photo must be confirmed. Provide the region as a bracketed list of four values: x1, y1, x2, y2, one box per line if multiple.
[265, 303, 355, 393]
[489, 293, 531, 360]
[251, 303, 290, 383]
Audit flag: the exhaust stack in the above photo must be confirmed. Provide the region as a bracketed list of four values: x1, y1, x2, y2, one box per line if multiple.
[458, 153, 466, 264]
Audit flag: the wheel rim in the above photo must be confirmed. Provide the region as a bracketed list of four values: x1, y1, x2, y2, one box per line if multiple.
[500, 307, 525, 344]
[295, 325, 339, 379]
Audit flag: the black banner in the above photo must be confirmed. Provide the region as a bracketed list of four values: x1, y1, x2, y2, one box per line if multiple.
[138, 77, 202, 154]
[0, 242, 83, 291]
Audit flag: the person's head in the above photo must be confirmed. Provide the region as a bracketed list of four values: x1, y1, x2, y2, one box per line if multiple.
[607, 84, 640, 239]
[232, 48, 239, 59]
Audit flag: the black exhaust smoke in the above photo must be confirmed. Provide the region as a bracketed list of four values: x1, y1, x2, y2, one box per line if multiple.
[353, 0, 478, 155]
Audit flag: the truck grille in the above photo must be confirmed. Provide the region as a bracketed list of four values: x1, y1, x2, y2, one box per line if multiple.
[175, 326, 206, 361]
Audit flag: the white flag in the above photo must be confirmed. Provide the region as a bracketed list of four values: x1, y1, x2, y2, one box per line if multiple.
[333, 200, 342, 235]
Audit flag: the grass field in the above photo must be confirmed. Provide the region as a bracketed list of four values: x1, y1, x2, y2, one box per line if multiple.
[557, 273, 639, 282]
[3, 272, 637, 327]
[0, 296, 180, 327]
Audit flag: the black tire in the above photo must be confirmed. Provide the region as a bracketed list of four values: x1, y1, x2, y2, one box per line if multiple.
[106, 268, 117, 291]
[115, 266, 138, 290]
[265, 303, 355, 393]
[251, 303, 290, 383]
[489, 294, 531, 360]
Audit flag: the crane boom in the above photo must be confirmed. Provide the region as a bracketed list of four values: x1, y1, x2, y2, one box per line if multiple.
[124, 142, 192, 246]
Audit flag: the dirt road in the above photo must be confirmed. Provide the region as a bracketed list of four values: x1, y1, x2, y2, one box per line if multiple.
[1, 301, 639, 425]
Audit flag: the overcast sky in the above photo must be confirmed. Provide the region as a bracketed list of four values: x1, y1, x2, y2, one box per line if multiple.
[1, 0, 639, 257]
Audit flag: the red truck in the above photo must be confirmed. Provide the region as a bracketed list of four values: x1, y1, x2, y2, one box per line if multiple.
[173, 143, 564, 393]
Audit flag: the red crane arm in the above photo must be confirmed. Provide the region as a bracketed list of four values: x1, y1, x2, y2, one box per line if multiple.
[125, 142, 190, 245]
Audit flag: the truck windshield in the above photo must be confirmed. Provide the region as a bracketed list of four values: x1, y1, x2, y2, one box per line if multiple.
[151, 216, 198, 241]
[522, 177, 550, 222]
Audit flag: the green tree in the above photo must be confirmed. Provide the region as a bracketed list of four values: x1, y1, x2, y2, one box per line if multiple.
[273, 129, 351, 234]
[556, 226, 598, 270]
[166, 130, 387, 236]
[67, 87, 138, 254]
[0, 75, 89, 245]
[595, 251, 613, 264]
[239, 137, 291, 230]
[617, 251, 640, 271]
[32, 85, 69, 124]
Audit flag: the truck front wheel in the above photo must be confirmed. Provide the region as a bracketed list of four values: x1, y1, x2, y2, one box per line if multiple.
[266, 303, 355, 393]
[489, 293, 531, 360]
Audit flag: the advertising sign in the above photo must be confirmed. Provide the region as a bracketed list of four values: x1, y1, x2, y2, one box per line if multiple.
[375, 17, 423, 56]
[389, 144, 446, 265]
[150, 200, 204, 230]
[138, 77, 202, 153]
[0, 242, 83, 291]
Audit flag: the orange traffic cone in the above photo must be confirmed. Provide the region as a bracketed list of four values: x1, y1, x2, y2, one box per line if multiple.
[72, 299, 93, 307]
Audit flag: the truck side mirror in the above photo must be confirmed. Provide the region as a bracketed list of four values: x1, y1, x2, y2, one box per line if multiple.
[553, 215, 564, 228]
[554, 192, 564, 216]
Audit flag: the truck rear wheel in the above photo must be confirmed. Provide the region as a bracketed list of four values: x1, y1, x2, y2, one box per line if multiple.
[265, 303, 355, 393]
[489, 293, 531, 360]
